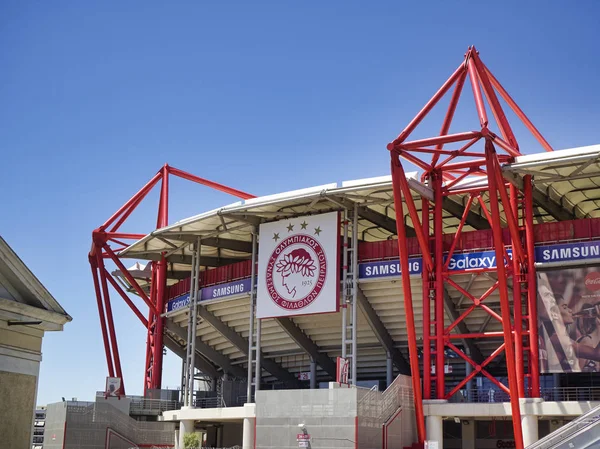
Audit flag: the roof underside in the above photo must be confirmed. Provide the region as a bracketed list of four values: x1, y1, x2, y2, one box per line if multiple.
[119, 145, 600, 382]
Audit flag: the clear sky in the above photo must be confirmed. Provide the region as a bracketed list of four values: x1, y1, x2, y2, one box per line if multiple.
[2, 1, 599, 405]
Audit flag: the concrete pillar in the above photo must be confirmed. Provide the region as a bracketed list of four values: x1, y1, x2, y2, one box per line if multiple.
[465, 361, 473, 401]
[386, 353, 393, 387]
[216, 425, 223, 447]
[553, 373, 560, 400]
[178, 419, 195, 449]
[242, 417, 255, 449]
[461, 420, 475, 449]
[310, 359, 317, 389]
[521, 414, 539, 447]
[426, 415, 444, 449]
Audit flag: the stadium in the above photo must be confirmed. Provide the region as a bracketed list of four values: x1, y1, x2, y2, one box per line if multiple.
[70, 47, 600, 449]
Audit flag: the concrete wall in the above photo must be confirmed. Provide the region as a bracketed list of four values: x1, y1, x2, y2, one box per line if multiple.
[0, 370, 38, 449]
[255, 388, 357, 449]
[385, 408, 416, 449]
[0, 321, 43, 449]
[43, 403, 67, 449]
[357, 387, 382, 449]
[222, 421, 243, 447]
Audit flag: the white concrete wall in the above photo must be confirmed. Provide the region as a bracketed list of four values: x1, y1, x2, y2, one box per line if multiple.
[255, 388, 357, 449]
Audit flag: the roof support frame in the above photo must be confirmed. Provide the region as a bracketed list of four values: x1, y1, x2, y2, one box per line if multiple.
[443, 288, 484, 364]
[165, 320, 246, 378]
[356, 288, 411, 374]
[274, 317, 337, 379]
[195, 305, 300, 385]
[164, 334, 220, 378]
[326, 195, 416, 237]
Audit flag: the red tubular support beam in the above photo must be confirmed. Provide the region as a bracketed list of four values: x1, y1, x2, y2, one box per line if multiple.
[395, 149, 433, 172]
[445, 304, 477, 334]
[422, 198, 431, 400]
[107, 233, 147, 240]
[490, 149, 525, 262]
[471, 52, 519, 151]
[392, 159, 434, 270]
[399, 131, 482, 152]
[103, 245, 158, 315]
[437, 137, 482, 168]
[466, 56, 488, 128]
[432, 70, 468, 166]
[524, 175, 540, 397]
[102, 172, 162, 232]
[96, 252, 125, 394]
[483, 64, 554, 153]
[103, 269, 149, 327]
[486, 142, 524, 449]
[391, 156, 426, 444]
[510, 184, 525, 398]
[433, 172, 445, 399]
[389, 62, 467, 147]
[169, 166, 256, 200]
[90, 255, 115, 377]
[444, 195, 474, 266]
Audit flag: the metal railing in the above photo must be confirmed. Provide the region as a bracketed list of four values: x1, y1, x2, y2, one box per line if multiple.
[525, 403, 600, 449]
[129, 397, 180, 414]
[95, 391, 181, 414]
[195, 396, 226, 409]
[446, 386, 600, 403]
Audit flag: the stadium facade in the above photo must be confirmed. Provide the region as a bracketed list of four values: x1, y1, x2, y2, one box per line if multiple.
[87, 48, 600, 449]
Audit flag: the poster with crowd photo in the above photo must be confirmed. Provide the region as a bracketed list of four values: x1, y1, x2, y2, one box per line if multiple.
[538, 267, 600, 373]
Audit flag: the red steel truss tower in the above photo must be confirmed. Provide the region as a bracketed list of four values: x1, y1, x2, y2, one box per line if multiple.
[89, 165, 254, 394]
[387, 47, 553, 449]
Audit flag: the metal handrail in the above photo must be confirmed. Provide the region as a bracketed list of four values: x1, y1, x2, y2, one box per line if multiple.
[448, 386, 600, 403]
[525, 403, 600, 449]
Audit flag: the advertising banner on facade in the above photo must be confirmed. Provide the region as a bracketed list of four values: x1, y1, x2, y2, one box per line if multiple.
[257, 212, 339, 319]
[538, 267, 600, 373]
[105, 377, 122, 397]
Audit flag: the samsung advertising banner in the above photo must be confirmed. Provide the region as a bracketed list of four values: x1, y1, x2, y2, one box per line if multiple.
[256, 211, 340, 319]
[538, 267, 600, 373]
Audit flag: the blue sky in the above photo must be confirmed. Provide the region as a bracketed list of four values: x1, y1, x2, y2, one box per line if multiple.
[1, 1, 599, 405]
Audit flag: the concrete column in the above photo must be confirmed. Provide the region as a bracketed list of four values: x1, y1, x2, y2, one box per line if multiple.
[310, 359, 317, 389]
[462, 420, 475, 449]
[426, 415, 444, 449]
[386, 353, 393, 387]
[465, 361, 473, 401]
[521, 414, 539, 447]
[242, 417, 255, 449]
[178, 419, 195, 449]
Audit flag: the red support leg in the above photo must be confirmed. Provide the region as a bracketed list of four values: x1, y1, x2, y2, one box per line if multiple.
[390, 62, 467, 147]
[510, 184, 525, 398]
[422, 198, 431, 400]
[97, 252, 125, 394]
[433, 172, 445, 399]
[104, 268, 149, 327]
[391, 155, 426, 444]
[524, 175, 540, 397]
[90, 254, 115, 377]
[485, 142, 523, 449]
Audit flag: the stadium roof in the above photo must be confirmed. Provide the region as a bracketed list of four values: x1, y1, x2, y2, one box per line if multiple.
[120, 144, 600, 278]
[113, 144, 600, 382]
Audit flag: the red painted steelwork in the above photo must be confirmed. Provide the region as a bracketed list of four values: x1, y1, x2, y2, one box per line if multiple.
[385, 46, 554, 449]
[89, 165, 254, 394]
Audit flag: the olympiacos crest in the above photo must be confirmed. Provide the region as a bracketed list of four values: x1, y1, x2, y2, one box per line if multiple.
[257, 212, 339, 318]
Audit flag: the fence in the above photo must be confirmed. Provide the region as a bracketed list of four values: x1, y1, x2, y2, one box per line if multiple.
[448, 387, 600, 403]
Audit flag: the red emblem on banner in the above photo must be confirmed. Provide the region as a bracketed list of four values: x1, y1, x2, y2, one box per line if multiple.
[585, 272, 600, 291]
[265, 234, 327, 311]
